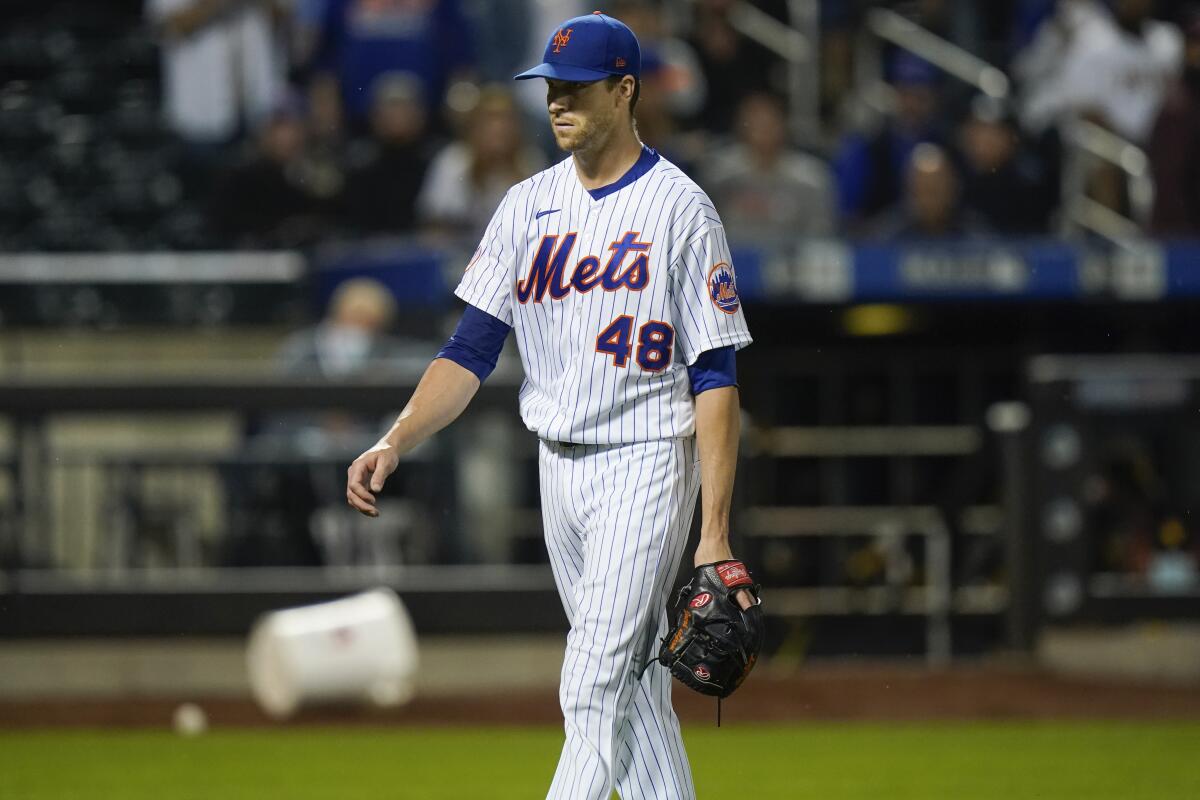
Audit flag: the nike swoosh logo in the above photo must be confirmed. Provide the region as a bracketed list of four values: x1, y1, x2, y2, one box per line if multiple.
[535, 209, 561, 220]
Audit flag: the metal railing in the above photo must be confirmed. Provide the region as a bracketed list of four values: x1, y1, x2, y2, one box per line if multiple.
[740, 417, 1005, 666]
[750, 425, 983, 457]
[866, 8, 1009, 98]
[1061, 119, 1155, 241]
[683, 0, 820, 142]
[862, 7, 1153, 243]
[742, 504, 957, 666]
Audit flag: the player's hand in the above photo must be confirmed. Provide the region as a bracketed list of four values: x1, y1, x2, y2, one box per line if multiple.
[693, 537, 735, 569]
[693, 539, 755, 610]
[346, 441, 401, 517]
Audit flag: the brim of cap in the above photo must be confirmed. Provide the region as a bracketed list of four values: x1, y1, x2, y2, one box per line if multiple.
[513, 63, 614, 82]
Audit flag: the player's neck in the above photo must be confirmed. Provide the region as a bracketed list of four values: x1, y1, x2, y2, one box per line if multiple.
[571, 125, 643, 191]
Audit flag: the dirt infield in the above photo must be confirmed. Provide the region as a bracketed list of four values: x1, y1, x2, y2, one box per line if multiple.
[3, 664, 1199, 728]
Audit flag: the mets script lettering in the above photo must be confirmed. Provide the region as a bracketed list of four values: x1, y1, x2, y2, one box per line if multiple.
[517, 232, 652, 304]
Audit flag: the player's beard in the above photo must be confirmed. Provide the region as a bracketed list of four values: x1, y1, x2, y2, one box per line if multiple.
[552, 107, 619, 155]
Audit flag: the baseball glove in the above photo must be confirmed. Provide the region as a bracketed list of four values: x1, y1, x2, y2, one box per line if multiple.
[655, 559, 764, 699]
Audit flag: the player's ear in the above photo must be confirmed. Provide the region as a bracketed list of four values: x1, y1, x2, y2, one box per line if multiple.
[620, 75, 636, 103]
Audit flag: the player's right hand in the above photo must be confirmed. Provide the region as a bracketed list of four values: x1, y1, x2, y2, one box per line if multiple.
[346, 442, 400, 517]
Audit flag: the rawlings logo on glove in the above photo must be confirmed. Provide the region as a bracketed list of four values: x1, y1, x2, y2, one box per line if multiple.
[716, 561, 752, 588]
[653, 560, 764, 700]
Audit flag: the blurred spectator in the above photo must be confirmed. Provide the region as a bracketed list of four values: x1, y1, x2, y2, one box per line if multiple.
[271, 276, 429, 482]
[818, 0, 862, 121]
[340, 72, 435, 235]
[288, 0, 332, 72]
[227, 277, 426, 568]
[146, 0, 289, 144]
[1085, 435, 1199, 593]
[613, 0, 707, 167]
[702, 93, 835, 241]
[417, 86, 545, 238]
[1011, 0, 1062, 52]
[871, 143, 989, 240]
[463, 0, 533, 83]
[207, 98, 331, 247]
[615, 0, 706, 118]
[834, 52, 951, 229]
[289, 1, 349, 147]
[1013, 0, 1108, 132]
[630, 56, 687, 165]
[958, 95, 1054, 234]
[277, 277, 413, 379]
[687, 0, 782, 133]
[306, 0, 476, 132]
[1150, 10, 1200, 235]
[1016, 0, 1183, 143]
[903, 0, 1040, 65]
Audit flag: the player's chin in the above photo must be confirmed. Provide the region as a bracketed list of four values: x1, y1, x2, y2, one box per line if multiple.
[552, 129, 583, 151]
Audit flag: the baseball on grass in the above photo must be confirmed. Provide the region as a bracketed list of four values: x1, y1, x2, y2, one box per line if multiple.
[172, 702, 208, 736]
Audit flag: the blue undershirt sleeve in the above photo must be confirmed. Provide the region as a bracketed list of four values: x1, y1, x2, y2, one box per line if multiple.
[436, 303, 512, 382]
[688, 345, 737, 395]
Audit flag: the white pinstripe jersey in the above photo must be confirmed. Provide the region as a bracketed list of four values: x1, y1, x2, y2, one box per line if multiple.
[454, 149, 752, 445]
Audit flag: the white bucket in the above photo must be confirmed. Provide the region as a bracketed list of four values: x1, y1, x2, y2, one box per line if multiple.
[246, 588, 419, 719]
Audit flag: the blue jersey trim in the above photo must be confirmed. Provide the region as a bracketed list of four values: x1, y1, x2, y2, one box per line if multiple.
[585, 146, 661, 201]
[436, 303, 512, 382]
[688, 346, 737, 395]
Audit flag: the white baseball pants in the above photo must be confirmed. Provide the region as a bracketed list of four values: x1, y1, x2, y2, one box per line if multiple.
[539, 438, 701, 800]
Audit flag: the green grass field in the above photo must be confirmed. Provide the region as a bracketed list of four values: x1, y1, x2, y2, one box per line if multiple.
[2, 722, 1198, 799]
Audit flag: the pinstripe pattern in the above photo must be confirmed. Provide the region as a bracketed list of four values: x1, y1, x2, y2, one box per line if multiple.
[454, 153, 752, 445]
[540, 438, 700, 800]
[455, 150, 752, 798]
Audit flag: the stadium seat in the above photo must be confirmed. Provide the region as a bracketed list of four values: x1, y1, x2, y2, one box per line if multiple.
[106, 81, 167, 145]
[155, 207, 214, 251]
[97, 179, 153, 225]
[0, 28, 53, 80]
[0, 84, 44, 154]
[0, 163, 35, 232]
[44, 144, 102, 197]
[104, 31, 159, 83]
[52, 66, 112, 115]
[30, 201, 126, 252]
[41, 29, 79, 68]
[42, 0, 125, 43]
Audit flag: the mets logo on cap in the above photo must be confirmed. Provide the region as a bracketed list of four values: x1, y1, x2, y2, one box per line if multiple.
[552, 27, 573, 53]
[708, 262, 739, 315]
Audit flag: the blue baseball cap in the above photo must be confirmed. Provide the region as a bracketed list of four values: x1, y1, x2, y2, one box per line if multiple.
[514, 12, 641, 83]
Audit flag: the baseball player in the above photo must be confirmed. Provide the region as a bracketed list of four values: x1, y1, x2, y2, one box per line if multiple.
[346, 12, 753, 799]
